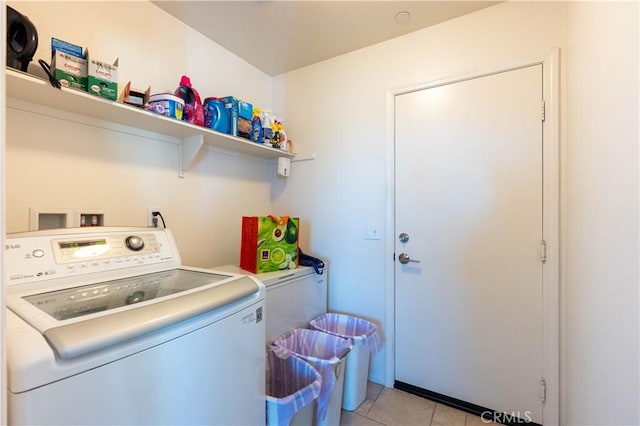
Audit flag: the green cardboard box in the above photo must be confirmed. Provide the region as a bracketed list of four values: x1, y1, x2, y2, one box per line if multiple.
[88, 57, 119, 101]
[52, 50, 87, 91]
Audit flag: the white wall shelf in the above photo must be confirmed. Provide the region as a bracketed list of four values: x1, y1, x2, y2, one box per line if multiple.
[5, 68, 295, 176]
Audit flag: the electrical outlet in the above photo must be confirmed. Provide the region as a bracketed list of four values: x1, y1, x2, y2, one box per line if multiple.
[147, 207, 159, 227]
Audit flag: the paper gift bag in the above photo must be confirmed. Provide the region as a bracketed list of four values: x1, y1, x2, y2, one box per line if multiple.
[240, 216, 299, 273]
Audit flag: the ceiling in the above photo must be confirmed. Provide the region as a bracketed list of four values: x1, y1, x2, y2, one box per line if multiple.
[151, 1, 498, 76]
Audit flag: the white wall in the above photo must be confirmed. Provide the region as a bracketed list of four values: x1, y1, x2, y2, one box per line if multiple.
[273, 1, 639, 424]
[6, 1, 277, 267]
[565, 2, 639, 425]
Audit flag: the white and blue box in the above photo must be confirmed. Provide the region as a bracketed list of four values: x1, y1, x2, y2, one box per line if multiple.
[221, 96, 253, 139]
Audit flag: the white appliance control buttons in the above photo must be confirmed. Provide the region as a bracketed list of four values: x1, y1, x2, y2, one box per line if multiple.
[125, 236, 145, 251]
[32, 249, 45, 258]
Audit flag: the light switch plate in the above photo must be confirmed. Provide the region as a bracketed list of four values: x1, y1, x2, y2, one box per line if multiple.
[364, 223, 380, 240]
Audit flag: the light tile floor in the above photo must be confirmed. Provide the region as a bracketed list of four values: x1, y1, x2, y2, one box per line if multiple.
[340, 382, 496, 426]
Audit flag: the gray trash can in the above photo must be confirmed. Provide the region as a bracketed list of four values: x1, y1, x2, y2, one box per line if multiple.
[272, 329, 352, 426]
[266, 349, 322, 426]
[310, 313, 383, 411]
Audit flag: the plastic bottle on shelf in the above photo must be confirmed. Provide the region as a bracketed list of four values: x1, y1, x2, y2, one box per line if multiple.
[277, 118, 288, 152]
[261, 109, 273, 145]
[250, 107, 264, 143]
[271, 116, 287, 151]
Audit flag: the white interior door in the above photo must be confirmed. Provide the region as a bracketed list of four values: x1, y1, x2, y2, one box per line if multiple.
[394, 65, 544, 423]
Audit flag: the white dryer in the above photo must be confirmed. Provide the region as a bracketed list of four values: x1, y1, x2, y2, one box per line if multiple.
[213, 264, 328, 344]
[6, 227, 266, 426]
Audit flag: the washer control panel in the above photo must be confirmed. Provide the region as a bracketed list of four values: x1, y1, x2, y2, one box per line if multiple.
[52, 234, 159, 263]
[5, 228, 180, 286]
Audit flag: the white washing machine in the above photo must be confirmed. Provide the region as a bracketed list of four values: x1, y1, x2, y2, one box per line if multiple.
[212, 264, 327, 344]
[5, 227, 266, 426]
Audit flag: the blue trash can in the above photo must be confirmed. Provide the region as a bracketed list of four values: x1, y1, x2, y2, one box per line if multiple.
[310, 313, 383, 411]
[272, 329, 352, 426]
[265, 349, 322, 426]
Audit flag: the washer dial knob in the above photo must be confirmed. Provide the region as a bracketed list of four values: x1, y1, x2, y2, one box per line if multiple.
[125, 236, 145, 251]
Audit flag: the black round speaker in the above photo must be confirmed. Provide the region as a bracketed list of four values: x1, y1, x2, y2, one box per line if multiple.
[6, 6, 38, 72]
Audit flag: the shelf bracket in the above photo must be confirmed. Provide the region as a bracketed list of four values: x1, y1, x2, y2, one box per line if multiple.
[291, 153, 316, 162]
[179, 134, 204, 178]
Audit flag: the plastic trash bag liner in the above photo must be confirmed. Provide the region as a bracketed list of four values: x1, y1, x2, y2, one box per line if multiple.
[310, 313, 383, 354]
[266, 349, 322, 426]
[272, 329, 352, 422]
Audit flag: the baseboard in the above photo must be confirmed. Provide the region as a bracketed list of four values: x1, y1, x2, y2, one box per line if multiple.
[394, 381, 541, 426]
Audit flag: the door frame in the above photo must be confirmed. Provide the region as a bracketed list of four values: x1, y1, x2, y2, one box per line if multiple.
[383, 49, 560, 425]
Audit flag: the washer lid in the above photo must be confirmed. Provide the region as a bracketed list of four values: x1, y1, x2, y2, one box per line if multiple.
[41, 274, 259, 360]
[23, 269, 230, 321]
